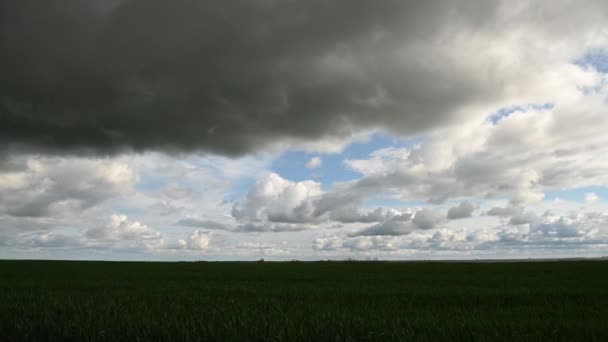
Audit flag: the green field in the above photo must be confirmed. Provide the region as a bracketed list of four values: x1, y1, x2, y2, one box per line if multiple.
[1, 260, 607, 341]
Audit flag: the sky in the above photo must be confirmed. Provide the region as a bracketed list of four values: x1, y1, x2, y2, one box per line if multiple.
[2, 0, 608, 260]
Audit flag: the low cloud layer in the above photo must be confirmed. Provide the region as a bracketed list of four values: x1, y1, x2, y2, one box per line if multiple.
[314, 210, 608, 255]
[10, 214, 215, 254]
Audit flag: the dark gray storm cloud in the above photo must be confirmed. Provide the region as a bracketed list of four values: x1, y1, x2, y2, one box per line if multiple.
[0, 0, 510, 155]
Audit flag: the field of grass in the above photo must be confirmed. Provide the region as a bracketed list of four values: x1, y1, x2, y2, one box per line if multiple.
[0, 260, 607, 341]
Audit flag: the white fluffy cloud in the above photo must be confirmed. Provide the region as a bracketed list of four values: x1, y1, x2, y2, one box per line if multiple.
[232, 173, 323, 225]
[234, 242, 291, 256]
[312, 208, 608, 256]
[305, 157, 322, 169]
[85, 214, 163, 249]
[0, 155, 136, 217]
[9, 214, 164, 252]
[19, 231, 85, 249]
[314, 235, 397, 252]
[177, 230, 210, 250]
[9, 215, 219, 254]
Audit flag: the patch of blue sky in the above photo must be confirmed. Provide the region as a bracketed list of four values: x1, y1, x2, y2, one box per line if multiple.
[574, 50, 608, 96]
[97, 197, 143, 217]
[45, 226, 83, 235]
[575, 49, 608, 73]
[135, 175, 168, 192]
[543, 186, 608, 202]
[488, 102, 554, 125]
[270, 132, 422, 188]
[222, 177, 258, 204]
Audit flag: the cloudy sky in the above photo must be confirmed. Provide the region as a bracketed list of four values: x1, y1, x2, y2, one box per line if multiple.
[2, 0, 608, 260]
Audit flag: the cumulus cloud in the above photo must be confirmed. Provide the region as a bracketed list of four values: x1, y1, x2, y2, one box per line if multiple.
[412, 208, 444, 229]
[314, 235, 397, 251]
[508, 210, 539, 226]
[486, 206, 522, 217]
[504, 212, 605, 243]
[438, 212, 606, 249]
[232, 173, 322, 224]
[314, 209, 608, 254]
[585, 192, 599, 203]
[0, 155, 136, 217]
[85, 214, 164, 249]
[228, 171, 461, 235]
[319, 74, 608, 208]
[179, 207, 323, 234]
[229, 170, 460, 235]
[235, 242, 291, 256]
[10, 215, 218, 253]
[9, 214, 166, 252]
[351, 208, 442, 236]
[19, 231, 85, 249]
[352, 220, 416, 237]
[447, 201, 476, 219]
[177, 230, 210, 250]
[328, 206, 384, 223]
[305, 157, 322, 169]
[235, 222, 313, 233]
[3, 1, 608, 155]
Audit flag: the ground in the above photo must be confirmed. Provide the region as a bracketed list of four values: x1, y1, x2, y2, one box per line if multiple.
[0, 260, 607, 341]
